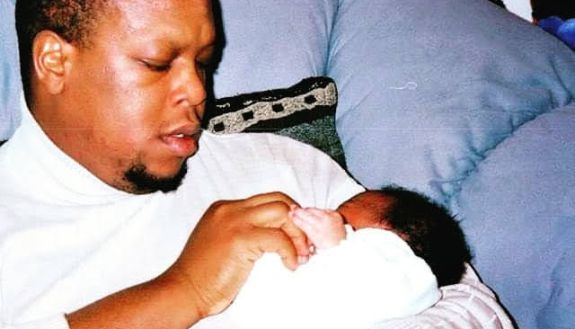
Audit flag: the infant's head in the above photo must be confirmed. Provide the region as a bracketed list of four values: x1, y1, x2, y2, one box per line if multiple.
[337, 186, 471, 286]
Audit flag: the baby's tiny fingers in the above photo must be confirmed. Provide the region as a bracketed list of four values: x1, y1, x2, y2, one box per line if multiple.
[293, 215, 312, 232]
[294, 209, 325, 231]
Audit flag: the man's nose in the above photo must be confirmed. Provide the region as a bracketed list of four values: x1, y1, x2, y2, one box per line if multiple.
[172, 62, 207, 109]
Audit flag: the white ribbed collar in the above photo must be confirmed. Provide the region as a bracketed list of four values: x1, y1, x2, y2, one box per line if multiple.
[6, 96, 134, 205]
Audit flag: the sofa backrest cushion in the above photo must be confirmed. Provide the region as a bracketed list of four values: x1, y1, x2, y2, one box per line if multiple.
[329, 0, 575, 204]
[211, 0, 338, 99]
[0, 0, 20, 141]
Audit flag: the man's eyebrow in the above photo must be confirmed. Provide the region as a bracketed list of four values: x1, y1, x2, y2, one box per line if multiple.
[198, 44, 218, 64]
[201, 44, 216, 55]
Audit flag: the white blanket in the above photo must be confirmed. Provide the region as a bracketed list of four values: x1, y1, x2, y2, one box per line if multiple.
[197, 228, 440, 329]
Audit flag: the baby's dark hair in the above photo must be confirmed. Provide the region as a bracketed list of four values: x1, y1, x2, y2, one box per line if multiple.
[15, 0, 109, 105]
[377, 186, 471, 287]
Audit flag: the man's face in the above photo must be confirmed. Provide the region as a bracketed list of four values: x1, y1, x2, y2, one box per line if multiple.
[39, 0, 215, 193]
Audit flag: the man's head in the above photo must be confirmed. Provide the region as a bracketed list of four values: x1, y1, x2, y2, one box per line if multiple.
[15, 0, 216, 194]
[338, 186, 472, 287]
[16, 0, 107, 104]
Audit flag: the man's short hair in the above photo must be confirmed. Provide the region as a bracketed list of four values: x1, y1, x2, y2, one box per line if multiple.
[378, 186, 472, 287]
[15, 0, 109, 104]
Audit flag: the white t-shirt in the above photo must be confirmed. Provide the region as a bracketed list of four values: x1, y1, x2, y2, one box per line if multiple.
[0, 102, 363, 328]
[196, 227, 440, 329]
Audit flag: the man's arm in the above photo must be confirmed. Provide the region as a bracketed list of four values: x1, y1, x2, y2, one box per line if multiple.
[66, 192, 309, 329]
[66, 274, 203, 329]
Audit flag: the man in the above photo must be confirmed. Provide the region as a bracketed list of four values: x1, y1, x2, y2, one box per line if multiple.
[0, 0, 362, 328]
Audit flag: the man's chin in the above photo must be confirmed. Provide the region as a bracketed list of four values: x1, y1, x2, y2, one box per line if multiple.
[123, 162, 188, 194]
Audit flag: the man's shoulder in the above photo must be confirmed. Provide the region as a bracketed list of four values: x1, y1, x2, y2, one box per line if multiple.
[198, 132, 328, 162]
[186, 132, 360, 210]
[200, 131, 314, 149]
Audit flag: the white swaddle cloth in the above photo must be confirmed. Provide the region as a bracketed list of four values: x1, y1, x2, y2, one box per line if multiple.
[196, 227, 440, 329]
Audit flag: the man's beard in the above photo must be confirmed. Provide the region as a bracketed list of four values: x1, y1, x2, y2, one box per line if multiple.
[123, 162, 188, 194]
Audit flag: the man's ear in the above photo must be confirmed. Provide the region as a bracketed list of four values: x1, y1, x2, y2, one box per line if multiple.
[32, 31, 76, 95]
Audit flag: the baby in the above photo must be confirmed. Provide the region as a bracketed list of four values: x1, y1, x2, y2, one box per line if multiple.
[295, 185, 471, 287]
[196, 186, 471, 329]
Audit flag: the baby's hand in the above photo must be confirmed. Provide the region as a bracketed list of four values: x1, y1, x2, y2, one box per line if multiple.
[290, 206, 346, 250]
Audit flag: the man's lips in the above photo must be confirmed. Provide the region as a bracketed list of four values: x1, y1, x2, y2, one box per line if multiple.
[161, 126, 202, 157]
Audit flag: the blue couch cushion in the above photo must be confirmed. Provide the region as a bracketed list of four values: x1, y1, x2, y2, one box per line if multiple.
[452, 103, 575, 329]
[329, 0, 575, 204]
[0, 0, 21, 141]
[212, 0, 337, 99]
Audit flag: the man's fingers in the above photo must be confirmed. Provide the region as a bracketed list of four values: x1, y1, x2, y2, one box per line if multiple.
[247, 201, 310, 258]
[170, 194, 306, 318]
[210, 194, 310, 265]
[251, 227, 299, 270]
[247, 201, 292, 226]
[280, 218, 310, 258]
[242, 191, 298, 208]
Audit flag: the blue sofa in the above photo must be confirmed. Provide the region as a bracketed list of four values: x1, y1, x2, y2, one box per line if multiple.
[2, 0, 574, 328]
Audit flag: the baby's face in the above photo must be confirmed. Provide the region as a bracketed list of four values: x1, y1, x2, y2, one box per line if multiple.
[337, 191, 393, 230]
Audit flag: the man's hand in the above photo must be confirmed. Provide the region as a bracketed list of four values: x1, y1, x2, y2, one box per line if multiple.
[164, 191, 310, 319]
[67, 192, 309, 328]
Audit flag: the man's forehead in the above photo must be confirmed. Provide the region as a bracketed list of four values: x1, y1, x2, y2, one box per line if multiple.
[110, 0, 214, 26]
[111, 0, 212, 12]
[100, 0, 215, 44]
